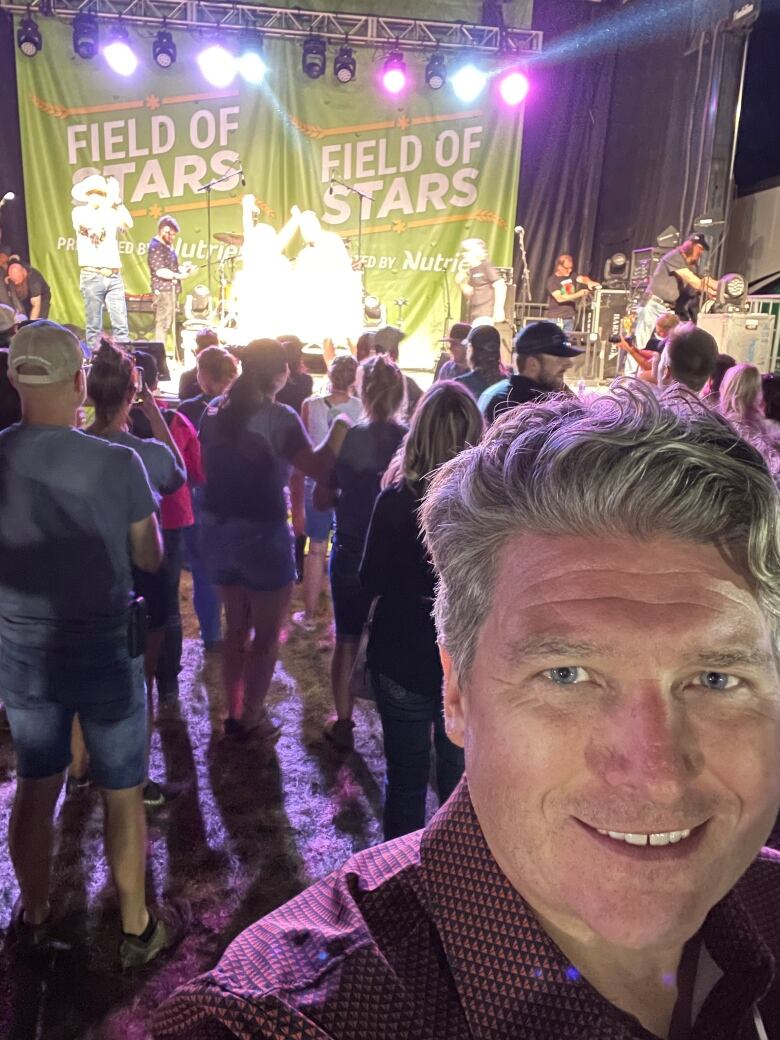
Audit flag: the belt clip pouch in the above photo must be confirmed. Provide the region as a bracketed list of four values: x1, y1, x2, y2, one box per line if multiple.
[127, 596, 148, 658]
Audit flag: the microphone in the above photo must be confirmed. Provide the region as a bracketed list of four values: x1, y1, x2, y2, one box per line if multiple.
[240, 170, 246, 187]
[329, 175, 335, 197]
[0, 192, 15, 209]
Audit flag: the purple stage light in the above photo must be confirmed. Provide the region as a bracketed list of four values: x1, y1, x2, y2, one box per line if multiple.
[197, 44, 237, 88]
[103, 24, 138, 76]
[499, 70, 530, 106]
[382, 51, 408, 96]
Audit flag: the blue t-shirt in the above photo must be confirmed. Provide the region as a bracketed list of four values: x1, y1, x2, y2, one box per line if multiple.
[330, 421, 406, 542]
[97, 429, 184, 507]
[0, 424, 157, 645]
[199, 398, 309, 523]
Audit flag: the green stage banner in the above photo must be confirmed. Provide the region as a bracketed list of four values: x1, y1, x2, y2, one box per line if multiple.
[15, 18, 525, 363]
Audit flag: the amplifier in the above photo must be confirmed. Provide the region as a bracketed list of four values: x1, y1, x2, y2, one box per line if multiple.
[698, 313, 777, 372]
[118, 339, 170, 382]
[629, 247, 664, 294]
[125, 293, 154, 314]
[586, 289, 630, 381]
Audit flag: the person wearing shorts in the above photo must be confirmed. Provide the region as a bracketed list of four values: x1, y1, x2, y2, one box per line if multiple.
[314, 354, 406, 751]
[198, 339, 351, 742]
[292, 355, 363, 632]
[0, 320, 189, 967]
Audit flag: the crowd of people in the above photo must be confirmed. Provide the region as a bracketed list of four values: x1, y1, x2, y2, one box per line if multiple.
[2, 298, 780, 1035]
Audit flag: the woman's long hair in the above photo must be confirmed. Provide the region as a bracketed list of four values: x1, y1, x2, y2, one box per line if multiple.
[382, 380, 484, 493]
[87, 339, 134, 428]
[215, 338, 288, 436]
[357, 354, 403, 423]
[719, 363, 764, 431]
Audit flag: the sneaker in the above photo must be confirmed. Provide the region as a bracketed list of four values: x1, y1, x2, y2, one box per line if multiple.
[291, 610, 317, 633]
[66, 773, 92, 797]
[119, 898, 191, 971]
[323, 717, 355, 752]
[142, 780, 167, 809]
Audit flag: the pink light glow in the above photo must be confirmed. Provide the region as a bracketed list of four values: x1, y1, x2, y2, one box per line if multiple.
[382, 66, 407, 95]
[499, 70, 530, 107]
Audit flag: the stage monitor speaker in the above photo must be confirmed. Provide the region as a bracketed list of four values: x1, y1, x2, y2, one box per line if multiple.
[118, 339, 170, 383]
[629, 248, 664, 294]
[698, 313, 777, 372]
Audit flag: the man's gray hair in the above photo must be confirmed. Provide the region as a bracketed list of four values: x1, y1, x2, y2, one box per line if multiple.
[421, 381, 780, 682]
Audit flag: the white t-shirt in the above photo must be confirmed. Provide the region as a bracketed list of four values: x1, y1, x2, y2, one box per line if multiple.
[72, 203, 133, 269]
[304, 394, 363, 445]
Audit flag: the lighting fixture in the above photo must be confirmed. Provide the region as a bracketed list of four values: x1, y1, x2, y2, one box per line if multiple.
[153, 27, 176, 69]
[72, 12, 99, 60]
[197, 43, 237, 88]
[17, 11, 42, 57]
[382, 50, 408, 96]
[425, 52, 446, 90]
[334, 43, 356, 83]
[103, 22, 138, 76]
[717, 273, 747, 307]
[498, 69, 529, 106]
[451, 63, 487, 103]
[302, 36, 327, 79]
[238, 31, 266, 84]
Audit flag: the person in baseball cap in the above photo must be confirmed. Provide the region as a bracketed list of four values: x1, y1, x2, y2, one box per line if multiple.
[0, 303, 24, 347]
[436, 321, 471, 381]
[478, 320, 583, 425]
[8, 320, 85, 386]
[455, 325, 506, 401]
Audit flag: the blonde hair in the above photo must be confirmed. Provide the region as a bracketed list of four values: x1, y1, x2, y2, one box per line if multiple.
[383, 380, 484, 491]
[719, 363, 764, 429]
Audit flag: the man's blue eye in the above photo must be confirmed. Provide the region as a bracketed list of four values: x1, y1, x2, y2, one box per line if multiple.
[545, 666, 589, 685]
[698, 671, 738, 691]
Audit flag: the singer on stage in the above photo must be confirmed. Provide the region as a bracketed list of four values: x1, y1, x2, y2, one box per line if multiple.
[72, 174, 133, 349]
[455, 238, 507, 327]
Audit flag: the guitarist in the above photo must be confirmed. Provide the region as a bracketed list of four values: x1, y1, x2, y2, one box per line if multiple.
[148, 215, 197, 362]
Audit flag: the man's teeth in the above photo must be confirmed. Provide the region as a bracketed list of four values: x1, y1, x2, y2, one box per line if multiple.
[595, 828, 692, 846]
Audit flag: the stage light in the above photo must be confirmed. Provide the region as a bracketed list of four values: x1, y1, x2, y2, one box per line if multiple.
[198, 43, 237, 88]
[334, 44, 356, 83]
[498, 69, 529, 106]
[17, 12, 42, 57]
[153, 28, 176, 69]
[103, 22, 138, 76]
[451, 64, 486, 102]
[72, 12, 99, 60]
[382, 51, 408, 95]
[237, 32, 266, 84]
[717, 273, 747, 307]
[425, 52, 446, 90]
[302, 36, 327, 79]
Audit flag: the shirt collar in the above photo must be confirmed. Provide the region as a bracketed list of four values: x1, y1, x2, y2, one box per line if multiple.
[420, 780, 774, 1040]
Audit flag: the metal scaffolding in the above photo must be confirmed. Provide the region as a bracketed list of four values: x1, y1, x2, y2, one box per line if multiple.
[0, 1, 543, 55]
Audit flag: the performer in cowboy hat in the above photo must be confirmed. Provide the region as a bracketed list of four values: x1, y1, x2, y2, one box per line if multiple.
[71, 174, 133, 349]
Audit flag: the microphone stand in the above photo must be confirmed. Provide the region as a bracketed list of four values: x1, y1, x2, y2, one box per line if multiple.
[331, 176, 374, 275]
[516, 227, 531, 327]
[197, 166, 244, 297]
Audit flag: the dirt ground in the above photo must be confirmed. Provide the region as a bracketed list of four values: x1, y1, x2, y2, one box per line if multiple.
[0, 574, 396, 1040]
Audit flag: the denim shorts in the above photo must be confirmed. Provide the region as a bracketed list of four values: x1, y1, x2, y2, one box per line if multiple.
[304, 478, 334, 543]
[0, 634, 147, 789]
[329, 537, 372, 639]
[200, 515, 296, 592]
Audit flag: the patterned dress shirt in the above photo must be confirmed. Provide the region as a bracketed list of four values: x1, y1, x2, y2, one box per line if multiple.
[155, 780, 780, 1039]
[148, 236, 180, 294]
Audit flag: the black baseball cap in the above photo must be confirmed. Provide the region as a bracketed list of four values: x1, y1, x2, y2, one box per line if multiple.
[466, 324, 501, 357]
[440, 321, 471, 344]
[689, 233, 710, 250]
[513, 321, 583, 358]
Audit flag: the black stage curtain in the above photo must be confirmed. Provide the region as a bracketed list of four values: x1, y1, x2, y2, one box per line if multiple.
[516, 0, 617, 299]
[0, 12, 29, 260]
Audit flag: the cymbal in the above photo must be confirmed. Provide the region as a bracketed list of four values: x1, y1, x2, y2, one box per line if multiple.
[214, 231, 244, 247]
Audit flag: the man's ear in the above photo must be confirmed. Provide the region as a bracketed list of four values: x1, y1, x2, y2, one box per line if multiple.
[439, 644, 466, 749]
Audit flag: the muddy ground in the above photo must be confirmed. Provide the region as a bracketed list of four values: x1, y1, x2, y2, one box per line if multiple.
[0, 575, 401, 1039]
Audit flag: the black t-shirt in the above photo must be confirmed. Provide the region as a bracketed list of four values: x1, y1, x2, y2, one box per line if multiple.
[648, 248, 691, 305]
[547, 273, 579, 318]
[468, 262, 501, 320]
[275, 372, 314, 416]
[13, 266, 51, 318]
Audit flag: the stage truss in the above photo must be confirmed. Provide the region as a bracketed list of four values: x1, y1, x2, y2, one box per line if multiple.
[0, 1, 543, 56]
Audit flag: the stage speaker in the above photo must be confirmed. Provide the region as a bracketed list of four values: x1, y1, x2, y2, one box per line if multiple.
[119, 340, 170, 382]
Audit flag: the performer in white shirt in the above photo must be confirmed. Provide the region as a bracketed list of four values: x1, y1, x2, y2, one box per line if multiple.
[71, 174, 133, 348]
